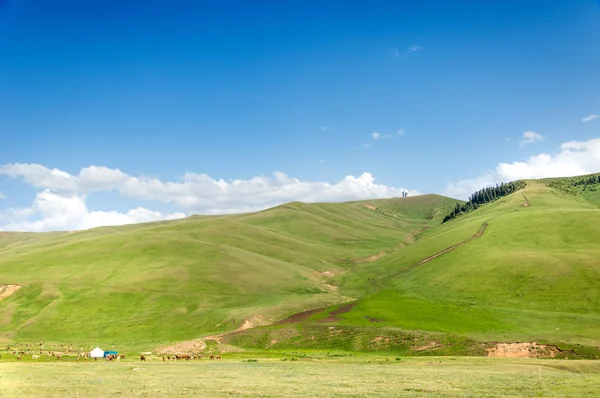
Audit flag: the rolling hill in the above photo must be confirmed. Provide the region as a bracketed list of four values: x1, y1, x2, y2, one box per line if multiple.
[1, 174, 600, 358]
[0, 194, 458, 349]
[223, 175, 600, 358]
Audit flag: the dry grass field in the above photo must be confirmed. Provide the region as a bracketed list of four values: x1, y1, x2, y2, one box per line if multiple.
[1, 356, 599, 397]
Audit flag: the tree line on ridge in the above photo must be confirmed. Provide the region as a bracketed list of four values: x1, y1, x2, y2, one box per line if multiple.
[442, 181, 526, 223]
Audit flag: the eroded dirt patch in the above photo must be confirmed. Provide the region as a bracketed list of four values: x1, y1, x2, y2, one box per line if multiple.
[0, 284, 22, 300]
[486, 342, 558, 358]
[364, 205, 377, 210]
[415, 341, 442, 352]
[365, 252, 387, 262]
[236, 315, 270, 331]
[277, 308, 324, 324]
[158, 338, 208, 355]
[320, 302, 356, 322]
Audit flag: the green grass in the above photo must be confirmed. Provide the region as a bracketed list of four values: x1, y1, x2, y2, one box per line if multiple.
[2, 174, 600, 360]
[1, 357, 599, 397]
[225, 178, 600, 356]
[0, 195, 457, 347]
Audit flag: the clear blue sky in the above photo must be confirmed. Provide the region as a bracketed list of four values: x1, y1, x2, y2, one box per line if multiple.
[1, 0, 600, 231]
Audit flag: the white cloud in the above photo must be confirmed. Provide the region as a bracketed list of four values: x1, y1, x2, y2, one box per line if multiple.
[362, 143, 372, 148]
[582, 114, 598, 122]
[0, 164, 421, 231]
[408, 45, 423, 52]
[0, 190, 185, 232]
[519, 131, 544, 147]
[442, 138, 600, 200]
[0, 192, 5, 200]
[392, 47, 400, 57]
[371, 130, 403, 141]
[441, 174, 497, 202]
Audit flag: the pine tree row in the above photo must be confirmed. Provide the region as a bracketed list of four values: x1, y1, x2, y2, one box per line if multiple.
[442, 181, 526, 223]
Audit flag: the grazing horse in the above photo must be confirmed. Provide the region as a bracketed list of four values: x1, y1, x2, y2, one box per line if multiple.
[210, 355, 214, 360]
[216, 355, 221, 360]
[17, 355, 22, 360]
[140, 355, 146, 361]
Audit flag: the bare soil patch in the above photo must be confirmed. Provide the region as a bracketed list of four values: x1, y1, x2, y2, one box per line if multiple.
[320, 302, 356, 322]
[415, 341, 442, 352]
[0, 284, 22, 301]
[158, 339, 207, 355]
[236, 315, 269, 331]
[486, 342, 559, 358]
[364, 251, 387, 262]
[277, 308, 324, 324]
[364, 205, 377, 210]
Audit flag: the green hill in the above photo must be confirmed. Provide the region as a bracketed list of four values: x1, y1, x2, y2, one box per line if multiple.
[2, 174, 600, 358]
[224, 176, 600, 357]
[0, 194, 457, 348]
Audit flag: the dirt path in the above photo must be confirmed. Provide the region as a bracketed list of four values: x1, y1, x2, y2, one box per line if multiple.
[398, 221, 489, 273]
[522, 193, 530, 207]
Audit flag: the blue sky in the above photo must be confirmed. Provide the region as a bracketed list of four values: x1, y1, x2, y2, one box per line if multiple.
[1, 0, 600, 231]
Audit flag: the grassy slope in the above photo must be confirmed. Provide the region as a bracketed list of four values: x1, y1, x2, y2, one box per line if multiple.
[229, 179, 600, 356]
[0, 194, 457, 347]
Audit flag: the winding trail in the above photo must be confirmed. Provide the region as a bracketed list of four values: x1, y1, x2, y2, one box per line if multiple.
[398, 221, 489, 273]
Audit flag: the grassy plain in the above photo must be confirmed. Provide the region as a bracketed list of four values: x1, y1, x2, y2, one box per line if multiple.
[1, 357, 599, 397]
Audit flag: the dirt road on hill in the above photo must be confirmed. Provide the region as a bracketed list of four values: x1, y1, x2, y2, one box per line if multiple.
[398, 221, 489, 273]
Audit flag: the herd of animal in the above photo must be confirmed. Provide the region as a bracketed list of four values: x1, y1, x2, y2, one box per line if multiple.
[1, 342, 223, 362]
[157, 354, 221, 361]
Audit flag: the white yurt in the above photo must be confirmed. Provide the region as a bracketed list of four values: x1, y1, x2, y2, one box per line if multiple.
[89, 347, 105, 358]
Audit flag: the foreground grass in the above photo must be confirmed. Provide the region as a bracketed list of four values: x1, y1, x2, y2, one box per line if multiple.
[0, 357, 599, 397]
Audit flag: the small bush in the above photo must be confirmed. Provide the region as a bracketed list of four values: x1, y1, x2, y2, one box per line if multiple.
[395, 357, 401, 361]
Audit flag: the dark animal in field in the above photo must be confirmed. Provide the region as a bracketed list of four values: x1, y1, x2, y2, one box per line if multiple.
[216, 355, 221, 360]
[140, 355, 146, 361]
[17, 355, 22, 360]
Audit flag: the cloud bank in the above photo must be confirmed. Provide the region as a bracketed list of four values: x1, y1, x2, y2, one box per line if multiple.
[0, 165, 420, 232]
[443, 138, 600, 200]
